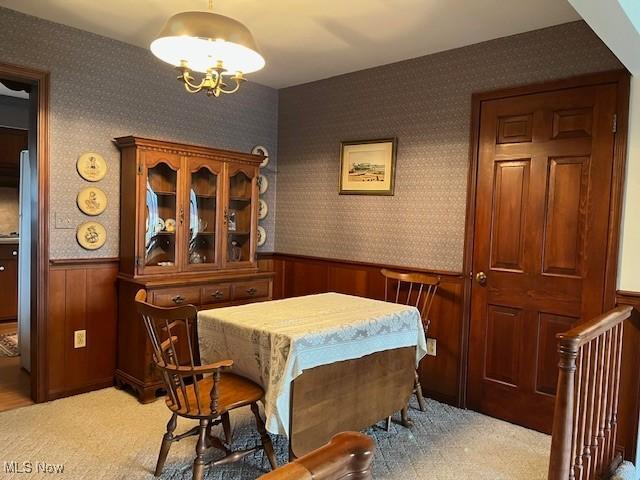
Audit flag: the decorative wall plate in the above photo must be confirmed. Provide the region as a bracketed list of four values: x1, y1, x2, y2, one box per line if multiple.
[165, 218, 176, 232]
[252, 145, 269, 168]
[76, 221, 107, 250]
[258, 199, 268, 220]
[155, 218, 165, 234]
[77, 152, 107, 182]
[257, 225, 266, 247]
[257, 174, 269, 194]
[76, 186, 107, 216]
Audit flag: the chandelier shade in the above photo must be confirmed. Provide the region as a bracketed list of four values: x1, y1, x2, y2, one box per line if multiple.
[150, 11, 265, 75]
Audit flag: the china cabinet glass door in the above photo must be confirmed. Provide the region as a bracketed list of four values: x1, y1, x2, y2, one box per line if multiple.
[185, 158, 222, 270]
[224, 166, 257, 267]
[140, 152, 181, 274]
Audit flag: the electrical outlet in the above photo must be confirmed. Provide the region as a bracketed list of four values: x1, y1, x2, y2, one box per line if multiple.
[55, 212, 74, 229]
[426, 338, 437, 356]
[74, 330, 86, 348]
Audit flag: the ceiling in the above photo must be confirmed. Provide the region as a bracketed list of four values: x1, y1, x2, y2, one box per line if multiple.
[0, 0, 581, 88]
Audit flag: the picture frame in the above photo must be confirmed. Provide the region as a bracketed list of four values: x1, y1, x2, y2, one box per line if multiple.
[339, 138, 397, 195]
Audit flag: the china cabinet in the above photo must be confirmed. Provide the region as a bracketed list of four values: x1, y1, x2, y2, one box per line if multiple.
[114, 136, 273, 402]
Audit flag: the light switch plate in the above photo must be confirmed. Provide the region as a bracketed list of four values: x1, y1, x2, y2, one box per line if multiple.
[74, 330, 86, 348]
[426, 338, 437, 356]
[55, 212, 74, 229]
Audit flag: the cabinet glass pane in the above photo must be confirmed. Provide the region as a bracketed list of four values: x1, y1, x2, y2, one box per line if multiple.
[188, 167, 217, 265]
[145, 162, 178, 268]
[227, 171, 252, 263]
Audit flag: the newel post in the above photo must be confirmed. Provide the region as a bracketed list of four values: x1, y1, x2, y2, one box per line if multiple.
[548, 337, 579, 480]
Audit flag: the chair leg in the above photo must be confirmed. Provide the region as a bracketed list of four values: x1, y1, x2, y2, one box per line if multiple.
[221, 412, 232, 444]
[251, 403, 277, 470]
[414, 370, 427, 412]
[192, 419, 209, 480]
[400, 405, 413, 428]
[155, 413, 177, 476]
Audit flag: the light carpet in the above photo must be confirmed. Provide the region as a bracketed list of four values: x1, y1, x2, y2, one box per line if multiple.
[0, 388, 550, 479]
[0, 333, 18, 357]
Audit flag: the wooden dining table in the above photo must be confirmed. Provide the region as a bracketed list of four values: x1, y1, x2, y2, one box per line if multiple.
[197, 292, 427, 457]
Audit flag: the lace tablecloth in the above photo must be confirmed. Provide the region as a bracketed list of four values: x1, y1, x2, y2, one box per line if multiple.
[197, 292, 426, 436]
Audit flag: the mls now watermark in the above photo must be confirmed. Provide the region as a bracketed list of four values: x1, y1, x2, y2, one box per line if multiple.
[4, 461, 65, 474]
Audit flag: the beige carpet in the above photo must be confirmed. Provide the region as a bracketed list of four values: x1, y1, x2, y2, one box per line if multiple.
[0, 388, 550, 479]
[0, 332, 18, 357]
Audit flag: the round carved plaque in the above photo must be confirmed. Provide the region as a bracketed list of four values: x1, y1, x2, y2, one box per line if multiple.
[257, 225, 266, 247]
[258, 199, 268, 220]
[252, 145, 269, 168]
[77, 152, 107, 182]
[77, 186, 107, 216]
[76, 221, 107, 250]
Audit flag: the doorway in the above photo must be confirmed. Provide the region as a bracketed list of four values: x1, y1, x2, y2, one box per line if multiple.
[0, 118, 30, 410]
[0, 63, 49, 407]
[465, 71, 629, 433]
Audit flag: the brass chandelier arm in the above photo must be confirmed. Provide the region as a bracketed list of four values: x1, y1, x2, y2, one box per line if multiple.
[176, 64, 246, 97]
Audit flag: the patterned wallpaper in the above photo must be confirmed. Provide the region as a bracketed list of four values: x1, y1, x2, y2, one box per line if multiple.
[276, 21, 623, 272]
[0, 7, 278, 258]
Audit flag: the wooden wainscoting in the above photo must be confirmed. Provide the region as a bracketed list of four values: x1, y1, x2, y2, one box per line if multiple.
[259, 253, 466, 407]
[615, 291, 640, 461]
[48, 258, 119, 400]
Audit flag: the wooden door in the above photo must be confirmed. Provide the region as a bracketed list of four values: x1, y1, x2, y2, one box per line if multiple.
[222, 163, 259, 269]
[468, 83, 619, 433]
[137, 149, 183, 276]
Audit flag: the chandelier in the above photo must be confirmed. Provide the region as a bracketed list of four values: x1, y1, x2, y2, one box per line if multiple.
[150, 1, 265, 97]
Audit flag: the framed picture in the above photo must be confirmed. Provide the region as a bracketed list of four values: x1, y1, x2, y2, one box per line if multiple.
[339, 138, 397, 195]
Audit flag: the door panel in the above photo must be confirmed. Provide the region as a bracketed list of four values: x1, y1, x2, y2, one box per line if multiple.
[468, 83, 618, 433]
[484, 305, 522, 387]
[543, 156, 589, 276]
[490, 160, 530, 272]
[535, 312, 576, 396]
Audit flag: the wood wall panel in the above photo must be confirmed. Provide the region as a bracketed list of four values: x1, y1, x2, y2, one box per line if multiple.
[615, 291, 640, 462]
[264, 253, 466, 406]
[47, 259, 118, 399]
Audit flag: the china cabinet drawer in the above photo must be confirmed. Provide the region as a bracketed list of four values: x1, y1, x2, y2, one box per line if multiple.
[232, 280, 270, 300]
[152, 287, 201, 307]
[0, 244, 18, 259]
[201, 284, 231, 304]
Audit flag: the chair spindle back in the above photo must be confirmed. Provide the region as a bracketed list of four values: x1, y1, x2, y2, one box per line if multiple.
[135, 289, 219, 416]
[381, 269, 440, 329]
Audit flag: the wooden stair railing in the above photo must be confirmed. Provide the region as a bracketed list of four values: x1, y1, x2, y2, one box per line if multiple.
[548, 305, 634, 480]
[258, 432, 375, 480]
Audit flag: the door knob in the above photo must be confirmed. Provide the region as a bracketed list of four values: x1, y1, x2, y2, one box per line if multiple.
[0, 266, 4, 271]
[475, 271, 487, 285]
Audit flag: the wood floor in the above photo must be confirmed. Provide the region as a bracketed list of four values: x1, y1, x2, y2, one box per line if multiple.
[0, 321, 32, 412]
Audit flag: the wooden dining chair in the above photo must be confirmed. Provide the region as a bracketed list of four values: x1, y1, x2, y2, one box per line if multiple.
[134, 289, 277, 480]
[381, 269, 440, 423]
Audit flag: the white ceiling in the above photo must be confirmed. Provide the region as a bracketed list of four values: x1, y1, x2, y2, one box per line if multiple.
[0, 0, 581, 88]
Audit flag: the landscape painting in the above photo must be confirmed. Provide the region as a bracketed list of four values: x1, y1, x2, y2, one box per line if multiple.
[339, 138, 397, 195]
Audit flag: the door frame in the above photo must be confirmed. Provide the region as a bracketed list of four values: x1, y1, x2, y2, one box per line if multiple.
[0, 62, 50, 403]
[460, 69, 631, 408]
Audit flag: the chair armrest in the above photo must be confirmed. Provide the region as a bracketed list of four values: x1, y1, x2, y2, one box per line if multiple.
[160, 359, 233, 376]
[258, 432, 374, 480]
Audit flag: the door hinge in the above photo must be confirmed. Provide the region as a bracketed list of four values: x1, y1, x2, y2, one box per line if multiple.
[612, 114, 617, 133]
[137, 163, 143, 175]
[135, 255, 141, 267]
